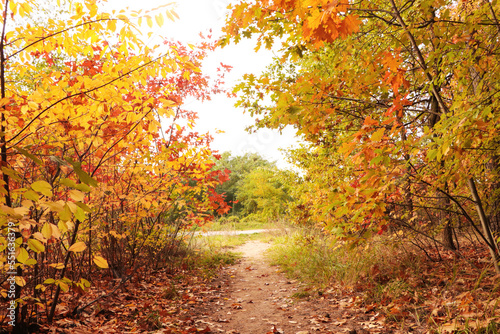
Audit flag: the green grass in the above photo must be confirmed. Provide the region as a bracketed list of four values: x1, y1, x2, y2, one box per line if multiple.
[291, 289, 311, 299]
[190, 231, 273, 249]
[267, 230, 339, 286]
[205, 218, 274, 231]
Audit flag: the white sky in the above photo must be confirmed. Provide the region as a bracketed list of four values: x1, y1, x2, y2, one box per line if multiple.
[103, 0, 300, 168]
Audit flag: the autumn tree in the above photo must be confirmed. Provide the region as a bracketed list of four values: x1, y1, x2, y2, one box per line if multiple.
[236, 165, 292, 220]
[213, 152, 275, 215]
[221, 0, 500, 269]
[0, 0, 230, 330]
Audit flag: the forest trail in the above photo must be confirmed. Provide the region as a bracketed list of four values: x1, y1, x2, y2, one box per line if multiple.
[191, 241, 393, 334]
[195, 229, 280, 237]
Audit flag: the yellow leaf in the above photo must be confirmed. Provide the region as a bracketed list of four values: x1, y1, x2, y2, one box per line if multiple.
[93, 255, 109, 268]
[370, 128, 385, 142]
[69, 189, 85, 202]
[24, 190, 39, 201]
[43, 201, 64, 213]
[59, 204, 72, 222]
[108, 19, 116, 32]
[58, 221, 68, 234]
[15, 276, 26, 287]
[33, 232, 46, 242]
[28, 239, 45, 253]
[49, 263, 65, 269]
[50, 223, 61, 239]
[41, 223, 52, 239]
[17, 247, 29, 264]
[13, 206, 30, 216]
[74, 206, 86, 221]
[148, 121, 158, 133]
[66, 201, 78, 213]
[57, 281, 69, 292]
[9, 1, 17, 16]
[31, 180, 52, 197]
[0, 204, 16, 215]
[28, 101, 38, 109]
[68, 241, 87, 252]
[146, 16, 153, 28]
[155, 13, 164, 27]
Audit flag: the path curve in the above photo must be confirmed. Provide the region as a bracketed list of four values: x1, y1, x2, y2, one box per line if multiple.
[190, 241, 383, 334]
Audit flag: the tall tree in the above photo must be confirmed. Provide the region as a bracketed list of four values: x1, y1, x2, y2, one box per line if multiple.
[236, 166, 292, 220]
[213, 152, 275, 215]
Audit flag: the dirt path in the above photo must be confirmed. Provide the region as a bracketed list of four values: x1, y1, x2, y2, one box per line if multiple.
[190, 241, 392, 334]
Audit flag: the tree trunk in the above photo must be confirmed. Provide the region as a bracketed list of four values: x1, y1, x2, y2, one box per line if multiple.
[468, 178, 500, 274]
[441, 221, 456, 250]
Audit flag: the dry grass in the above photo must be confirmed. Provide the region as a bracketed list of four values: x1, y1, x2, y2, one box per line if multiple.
[266, 227, 500, 333]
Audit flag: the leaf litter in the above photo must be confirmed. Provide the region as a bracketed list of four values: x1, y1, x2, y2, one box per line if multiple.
[23, 241, 500, 333]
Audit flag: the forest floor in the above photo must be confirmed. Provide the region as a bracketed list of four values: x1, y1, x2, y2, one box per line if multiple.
[187, 240, 419, 334]
[32, 239, 416, 334]
[13, 231, 500, 334]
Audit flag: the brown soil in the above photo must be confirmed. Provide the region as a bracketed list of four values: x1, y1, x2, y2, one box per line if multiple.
[189, 241, 397, 334]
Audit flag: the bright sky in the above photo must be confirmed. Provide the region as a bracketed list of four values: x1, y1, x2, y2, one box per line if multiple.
[103, 0, 301, 169]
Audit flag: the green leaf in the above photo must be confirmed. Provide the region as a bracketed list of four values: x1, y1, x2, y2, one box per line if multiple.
[56, 280, 69, 292]
[31, 180, 52, 197]
[44, 278, 55, 284]
[74, 206, 86, 221]
[25, 258, 37, 266]
[427, 149, 438, 161]
[370, 156, 384, 166]
[80, 278, 91, 287]
[58, 221, 68, 234]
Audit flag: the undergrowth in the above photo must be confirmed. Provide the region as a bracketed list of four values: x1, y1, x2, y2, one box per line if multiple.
[267, 227, 500, 333]
[267, 228, 401, 286]
[207, 217, 274, 231]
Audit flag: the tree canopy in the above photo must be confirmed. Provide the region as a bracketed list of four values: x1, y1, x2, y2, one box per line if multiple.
[0, 0, 230, 329]
[213, 152, 291, 220]
[221, 0, 500, 268]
